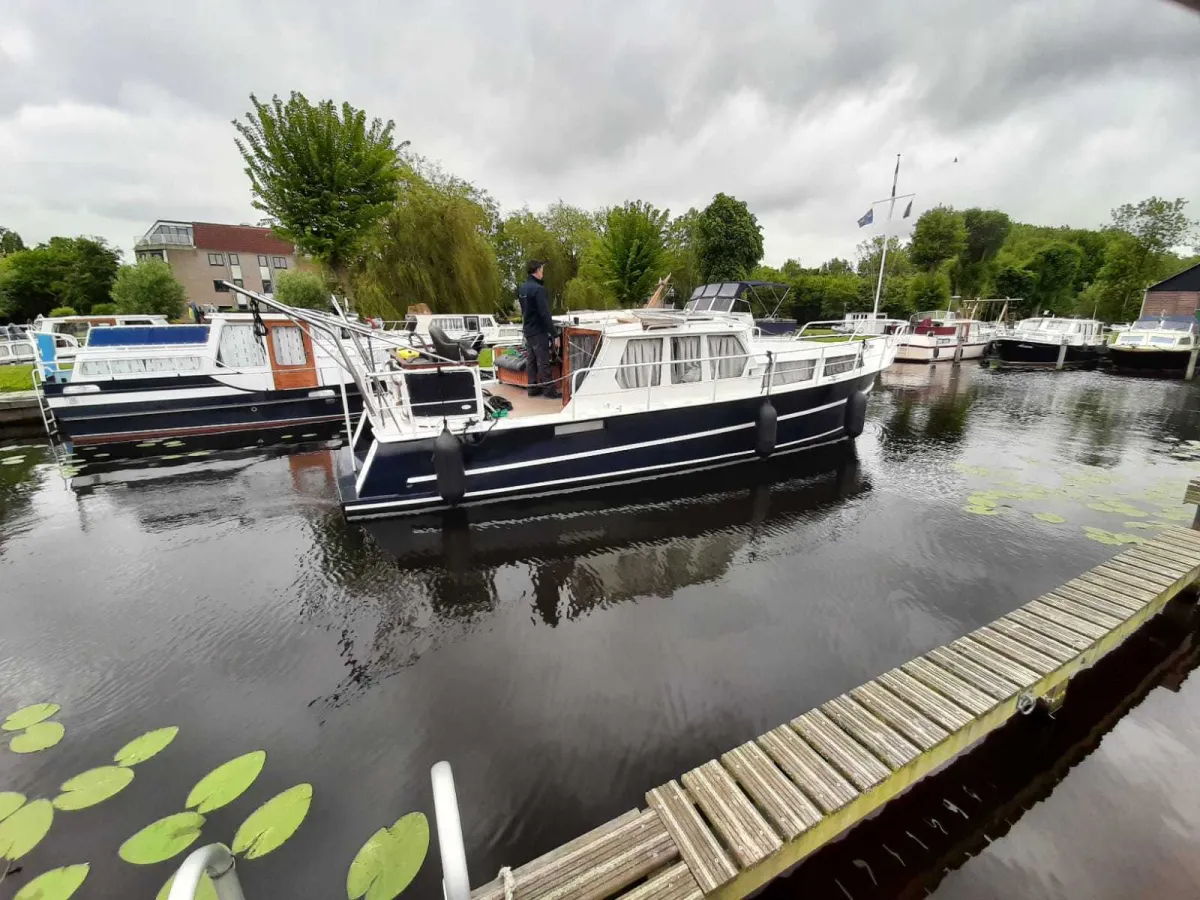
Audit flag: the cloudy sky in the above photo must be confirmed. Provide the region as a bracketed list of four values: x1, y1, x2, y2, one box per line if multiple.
[1, 0, 1198, 266]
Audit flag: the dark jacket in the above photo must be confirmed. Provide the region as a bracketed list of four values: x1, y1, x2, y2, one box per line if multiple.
[518, 275, 553, 336]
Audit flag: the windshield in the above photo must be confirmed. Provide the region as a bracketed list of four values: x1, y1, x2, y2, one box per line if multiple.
[1116, 334, 1145, 346]
[1150, 335, 1178, 347]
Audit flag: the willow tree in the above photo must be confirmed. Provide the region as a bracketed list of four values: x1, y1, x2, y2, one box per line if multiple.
[233, 92, 403, 298]
[352, 168, 500, 318]
[586, 201, 669, 307]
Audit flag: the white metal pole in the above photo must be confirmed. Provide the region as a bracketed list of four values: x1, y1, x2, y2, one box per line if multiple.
[432, 762, 471, 900]
[872, 154, 901, 317]
[168, 845, 245, 900]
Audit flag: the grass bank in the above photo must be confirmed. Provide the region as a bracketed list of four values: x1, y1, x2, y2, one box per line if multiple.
[0, 365, 35, 392]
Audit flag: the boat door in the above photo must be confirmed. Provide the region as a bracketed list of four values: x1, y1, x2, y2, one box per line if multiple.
[265, 322, 318, 390]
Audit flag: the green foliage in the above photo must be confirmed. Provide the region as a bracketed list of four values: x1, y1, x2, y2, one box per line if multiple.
[562, 277, 608, 310]
[495, 211, 571, 308]
[10, 721, 65, 753]
[2, 703, 60, 731]
[695, 193, 764, 281]
[234, 92, 402, 292]
[910, 206, 966, 272]
[908, 270, 951, 310]
[114, 726, 179, 766]
[1026, 242, 1082, 312]
[0, 799, 53, 860]
[48, 306, 78, 318]
[587, 200, 669, 307]
[955, 209, 1011, 299]
[157, 873, 217, 900]
[353, 168, 500, 319]
[53, 766, 134, 811]
[664, 209, 704, 303]
[1111, 197, 1197, 255]
[275, 270, 331, 310]
[13, 864, 90, 900]
[90, 302, 118, 315]
[0, 226, 24, 255]
[231, 783, 312, 859]
[994, 264, 1034, 303]
[0, 237, 121, 321]
[119, 812, 205, 864]
[346, 812, 430, 900]
[111, 259, 187, 319]
[185, 750, 266, 813]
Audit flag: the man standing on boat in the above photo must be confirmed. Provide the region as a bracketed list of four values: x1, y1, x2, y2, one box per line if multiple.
[518, 259, 559, 398]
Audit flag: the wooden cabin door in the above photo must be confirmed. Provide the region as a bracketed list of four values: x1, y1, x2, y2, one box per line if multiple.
[266, 323, 318, 390]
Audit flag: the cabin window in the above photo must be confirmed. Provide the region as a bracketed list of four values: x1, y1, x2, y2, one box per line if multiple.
[670, 335, 703, 384]
[567, 330, 602, 392]
[464, 316, 480, 331]
[271, 326, 308, 366]
[1182, 336, 1193, 346]
[770, 358, 816, 386]
[79, 360, 110, 377]
[1151, 335, 1177, 347]
[708, 335, 747, 379]
[1117, 334, 1145, 346]
[108, 358, 147, 374]
[218, 323, 268, 368]
[616, 338, 663, 389]
[711, 297, 734, 313]
[824, 354, 857, 377]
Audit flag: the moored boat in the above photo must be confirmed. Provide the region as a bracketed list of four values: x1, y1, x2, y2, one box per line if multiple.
[1107, 315, 1198, 376]
[990, 316, 1106, 368]
[894, 310, 988, 363]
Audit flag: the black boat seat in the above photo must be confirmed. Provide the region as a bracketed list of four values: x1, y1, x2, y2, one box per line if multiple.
[428, 324, 479, 363]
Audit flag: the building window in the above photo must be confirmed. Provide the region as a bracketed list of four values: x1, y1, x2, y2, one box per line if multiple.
[262, 279, 273, 294]
[213, 280, 230, 292]
[233, 278, 244, 288]
[228, 253, 239, 266]
[207, 252, 225, 266]
[272, 256, 288, 269]
[257, 254, 269, 267]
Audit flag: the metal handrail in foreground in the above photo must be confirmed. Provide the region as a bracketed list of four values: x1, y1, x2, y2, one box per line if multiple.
[432, 762, 471, 900]
[167, 844, 245, 900]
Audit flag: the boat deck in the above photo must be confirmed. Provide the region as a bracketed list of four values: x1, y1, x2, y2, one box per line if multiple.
[485, 381, 564, 419]
[468, 510, 1200, 900]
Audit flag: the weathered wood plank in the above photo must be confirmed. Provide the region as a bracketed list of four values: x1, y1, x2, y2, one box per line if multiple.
[791, 709, 890, 791]
[949, 636, 1041, 688]
[968, 625, 1063, 673]
[720, 743, 821, 841]
[1156, 525, 1200, 548]
[913, 650, 1014, 705]
[1027, 597, 1113, 639]
[1046, 587, 1133, 622]
[1102, 557, 1178, 586]
[682, 761, 782, 869]
[1095, 561, 1174, 590]
[1064, 577, 1145, 612]
[647, 782, 737, 894]
[877, 668, 975, 731]
[1146, 532, 1200, 562]
[1124, 544, 1199, 574]
[1080, 568, 1161, 602]
[615, 862, 702, 900]
[1111, 549, 1188, 580]
[902, 652, 1008, 715]
[989, 618, 1079, 661]
[757, 726, 858, 815]
[821, 695, 921, 770]
[1007, 607, 1094, 651]
[1186, 478, 1200, 505]
[850, 681, 950, 750]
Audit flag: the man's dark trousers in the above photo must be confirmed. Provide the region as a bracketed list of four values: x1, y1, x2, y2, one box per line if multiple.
[526, 332, 552, 394]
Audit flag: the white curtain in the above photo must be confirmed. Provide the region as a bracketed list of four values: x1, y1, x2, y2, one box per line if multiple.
[271, 326, 308, 366]
[770, 359, 815, 386]
[708, 335, 747, 380]
[671, 336, 703, 384]
[823, 354, 856, 377]
[617, 338, 663, 389]
[218, 324, 267, 368]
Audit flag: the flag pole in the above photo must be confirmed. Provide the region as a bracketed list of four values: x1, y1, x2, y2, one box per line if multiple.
[871, 154, 901, 316]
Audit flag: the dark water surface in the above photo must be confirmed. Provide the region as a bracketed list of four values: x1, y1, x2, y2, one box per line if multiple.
[2, 364, 1199, 899]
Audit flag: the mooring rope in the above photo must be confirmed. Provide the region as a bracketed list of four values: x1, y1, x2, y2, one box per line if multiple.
[500, 865, 516, 900]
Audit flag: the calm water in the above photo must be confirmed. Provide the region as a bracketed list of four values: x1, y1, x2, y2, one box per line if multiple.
[2, 364, 1199, 899]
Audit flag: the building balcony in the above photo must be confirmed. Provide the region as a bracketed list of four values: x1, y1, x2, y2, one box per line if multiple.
[135, 232, 194, 249]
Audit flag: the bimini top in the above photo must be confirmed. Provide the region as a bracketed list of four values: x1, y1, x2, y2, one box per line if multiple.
[86, 325, 211, 347]
[685, 281, 791, 314]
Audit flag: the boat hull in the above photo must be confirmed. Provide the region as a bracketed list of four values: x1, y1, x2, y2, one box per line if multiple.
[341, 372, 876, 519]
[895, 340, 987, 363]
[1107, 347, 1193, 376]
[991, 338, 1104, 368]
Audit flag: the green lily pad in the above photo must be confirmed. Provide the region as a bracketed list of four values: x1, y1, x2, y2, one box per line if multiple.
[963, 505, 998, 516]
[164, 440, 186, 447]
[13, 864, 90, 900]
[118, 811, 206, 865]
[157, 872, 218, 900]
[2, 703, 60, 731]
[1123, 521, 1166, 530]
[0, 791, 25, 823]
[185, 750, 266, 813]
[2, 456, 26, 465]
[0, 799, 54, 860]
[966, 494, 996, 508]
[1113, 533, 1146, 544]
[114, 727, 179, 767]
[1083, 527, 1124, 546]
[136, 442, 160, 448]
[160, 454, 183, 460]
[346, 812, 430, 900]
[1033, 513, 1066, 524]
[232, 783, 312, 859]
[11, 721, 65, 753]
[1087, 501, 1119, 513]
[53, 766, 135, 811]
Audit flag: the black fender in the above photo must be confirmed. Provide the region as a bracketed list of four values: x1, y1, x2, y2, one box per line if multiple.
[844, 390, 868, 439]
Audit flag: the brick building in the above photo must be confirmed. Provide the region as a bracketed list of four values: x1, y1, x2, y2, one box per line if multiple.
[1141, 261, 1200, 319]
[134, 220, 318, 309]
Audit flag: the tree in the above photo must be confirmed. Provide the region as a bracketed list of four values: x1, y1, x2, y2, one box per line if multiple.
[233, 92, 403, 297]
[663, 209, 703, 304]
[910, 206, 967, 273]
[495, 211, 573, 309]
[48, 306, 78, 318]
[1107, 196, 1199, 318]
[695, 193, 763, 281]
[955, 209, 1011, 299]
[994, 265, 1034, 303]
[1025, 242, 1082, 313]
[0, 226, 24, 256]
[908, 270, 951, 310]
[111, 259, 187, 319]
[91, 302, 117, 315]
[275, 270, 331, 310]
[0, 237, 121, 321]
[586, 201, 669, 307]
[562, 277, 607, 310]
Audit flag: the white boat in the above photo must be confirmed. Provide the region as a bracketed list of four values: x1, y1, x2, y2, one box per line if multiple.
[384, 312, 524, 350]
[0, 325, 36, 366]
[991, 317, 1106, 367]
[1107, 315, 1198, 376]
[894, 310, 989, 363]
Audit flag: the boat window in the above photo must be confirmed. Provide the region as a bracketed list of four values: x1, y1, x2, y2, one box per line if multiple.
[1150, 335, 1178, 347]
[670, 335, 703, 384]
[218, 323, 268, 368]
[708, 334, 747, 379]
[710, 297, 734, 313]
[701, 284, 720, 297]
[464, 316, 480, 331]
[1116, 334, 1145, 346]
[770, 358, 815, 386]
[1182, 336, 1193, 346]
[616, 338, 663, 389]
[823, 354, 857, 377]
[78, 360, 110, 377]
[271, 326, 308, 366]
[108, 358, 147, 374]
[689, 286, 704, 300]
[567, 331, 602, 392]
[717, 283, 740, 297]
[1043, 321, 1067, 332]
[404, 319, 418, 333]
[693, 296, 714, 311]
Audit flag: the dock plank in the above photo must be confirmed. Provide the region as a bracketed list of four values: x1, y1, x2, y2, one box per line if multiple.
[968, 625, 1062, 673]
[722, 743, 822, 841]
[877, 668, 974, 731]
[988, 618, 1078, 662]
[1007, 608, 1094, 651]
[1124, 544, 1200, 575]
[647, 782, 736, 894]
[791, 709, 890, 790]
[1095, 561, 1174, 590]
[948, 637, 1041, 688]
[821, 695, 921, 769]
[1076, 570, 1158, 604]
[615, 862, 702, 900]
[1101, 557, 1177, 586]
[1186, 479, 1200, 505]
[1110, 550, 1187, 581]
[850, 681, 950, 750]
[682, 761, 782, 869]
[1063, 577, 1145, 612]
[1046, 587, 1134, 622]
[1026, 598, 1113, 639]
[906, 654, 1006, 710]
[1144, 534, 1200, 566]
[757, 726, 858, 815]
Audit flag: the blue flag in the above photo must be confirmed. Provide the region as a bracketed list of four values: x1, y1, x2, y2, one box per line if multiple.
[857, 208, 874, 228]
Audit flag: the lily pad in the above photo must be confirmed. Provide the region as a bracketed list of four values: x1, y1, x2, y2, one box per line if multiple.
[1033, 512, 1066, 524]
[11, 721, 65, 753]
[1124, 521, 1166, 530]
[157, 872, 218, 900]
[966, 494, 996, 508]
[0, 791, 25, 823]
[114, 726, 179, 766]
[346, 812, 430, 900]
[963, 505, 998, 516]
[1113, 533, 1146, 545]
[0, 799, 54, 860]
[53, 766, 135, 811]
[1083, 527, 1124, 546]
[232, 783, 312, 859]
[164, 440, 186, 448]
[185, 750, 266, 813]
[2, 703, 60, 731]
[118, 811, 206, 864]
[1, 456, 26, 465]
[13, 864, 90, 900]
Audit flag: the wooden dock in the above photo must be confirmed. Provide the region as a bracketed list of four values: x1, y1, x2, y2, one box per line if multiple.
[472, 502, 1200, 900]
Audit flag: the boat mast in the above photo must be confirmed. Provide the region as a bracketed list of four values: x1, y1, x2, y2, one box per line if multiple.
[870, 155, 916, 317]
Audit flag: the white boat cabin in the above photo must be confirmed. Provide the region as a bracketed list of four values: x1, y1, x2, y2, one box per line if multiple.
[389, 313, 523, 347]
[1011, 317, 1105, 346]
[1111, 315, 1196, 351]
